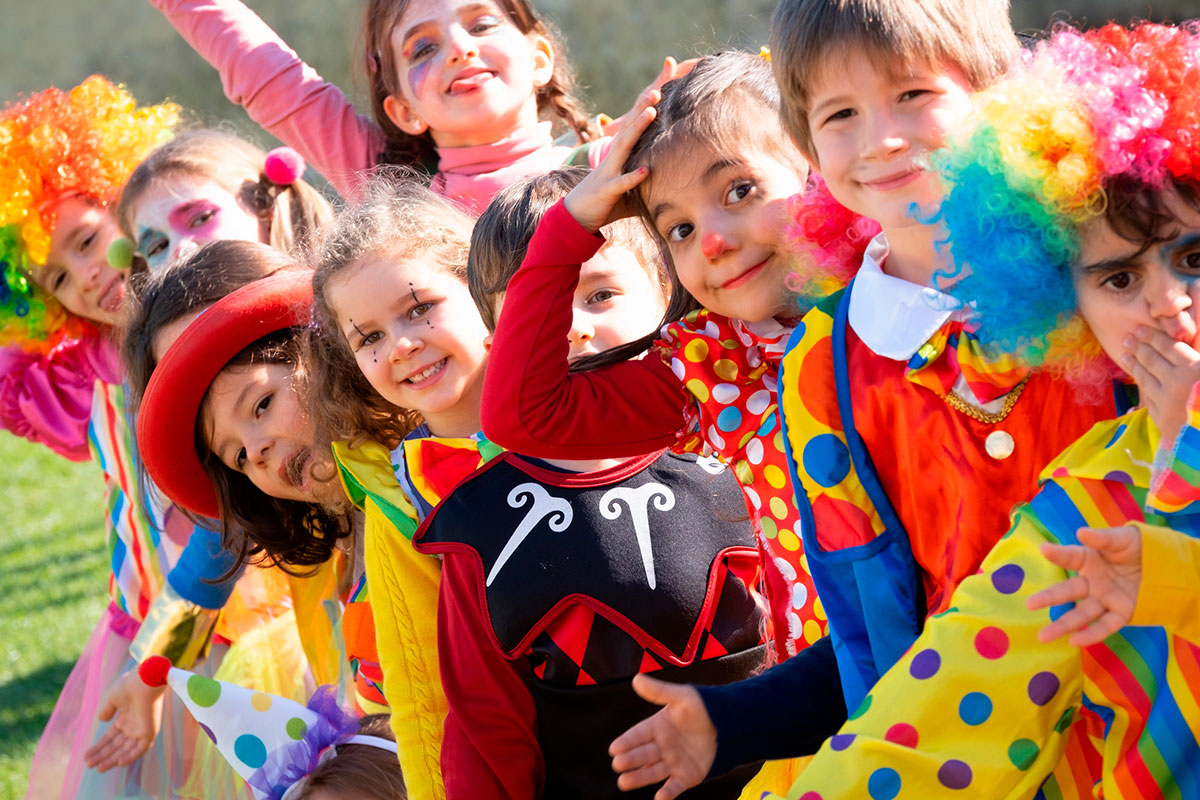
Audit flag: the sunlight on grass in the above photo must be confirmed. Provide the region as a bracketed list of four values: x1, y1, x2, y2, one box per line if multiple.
[0, 434, 107, 797]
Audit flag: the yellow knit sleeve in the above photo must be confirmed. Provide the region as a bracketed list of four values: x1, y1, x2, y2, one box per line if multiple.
[1129, 521, 1200, 643]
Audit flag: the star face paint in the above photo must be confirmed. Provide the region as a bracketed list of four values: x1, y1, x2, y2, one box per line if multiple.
[131, 175, 263, 270]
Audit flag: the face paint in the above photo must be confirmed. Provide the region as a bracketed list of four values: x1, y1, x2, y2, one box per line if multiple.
[130, 175, 263, 271]
[168, 199, 223, 240]
[1163, 233, 1200, 282]
[408, 59, 433, 99]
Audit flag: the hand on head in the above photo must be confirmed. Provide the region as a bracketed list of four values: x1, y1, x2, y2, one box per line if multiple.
[563, 90, 658, 234]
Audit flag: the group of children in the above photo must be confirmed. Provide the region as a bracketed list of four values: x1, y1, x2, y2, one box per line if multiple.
[3, 0, 1200, 798]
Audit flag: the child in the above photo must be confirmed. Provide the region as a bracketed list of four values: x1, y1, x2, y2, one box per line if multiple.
[117, 129, 333, 269]
[0, 77, 298, 800]
[144, 0, 675, 208]
[430, 165, 784, 798]
[770, 22, 1200, 798]
[134, 655, 407, 799]
[481, 50, 833, 667]
[308, 178, 498, 799]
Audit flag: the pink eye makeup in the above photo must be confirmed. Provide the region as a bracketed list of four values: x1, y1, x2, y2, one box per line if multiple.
[168, 200, 222, 238]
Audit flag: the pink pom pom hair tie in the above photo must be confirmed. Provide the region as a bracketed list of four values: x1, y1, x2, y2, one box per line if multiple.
[263, 147, 306, 187]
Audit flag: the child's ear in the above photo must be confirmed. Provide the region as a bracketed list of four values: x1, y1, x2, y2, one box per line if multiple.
[529, 34, 555, 89]
[482, 332, 495, 352]
[383, 94, 428, 136]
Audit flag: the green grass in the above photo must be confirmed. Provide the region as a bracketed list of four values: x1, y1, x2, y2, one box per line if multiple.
[0, 433, 108, 798]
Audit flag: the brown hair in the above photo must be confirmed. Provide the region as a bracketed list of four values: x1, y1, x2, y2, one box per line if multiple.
[768, 0, 1019, 158]
[574, 51, 807, 372]
[294, 715, 406, 799]
[117, 129, 334, 257]
[309, 170, 475, 451]
[1101, 178, 1200, 254]
[468, 167, 662, 332]
[123, 240, 350, 572]
[363, 0, 599, 168]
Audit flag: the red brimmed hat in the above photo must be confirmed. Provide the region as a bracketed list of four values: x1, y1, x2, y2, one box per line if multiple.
[137, 271, 314, 518]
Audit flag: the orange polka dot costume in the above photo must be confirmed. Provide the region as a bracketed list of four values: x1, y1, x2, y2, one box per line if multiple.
[480, 200, 825, 660]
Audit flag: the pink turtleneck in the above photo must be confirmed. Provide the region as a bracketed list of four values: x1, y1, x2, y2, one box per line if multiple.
[151, 0, 604, 210]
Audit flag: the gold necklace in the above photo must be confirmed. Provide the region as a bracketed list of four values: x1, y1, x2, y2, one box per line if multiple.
[943, 377, 1030, 424]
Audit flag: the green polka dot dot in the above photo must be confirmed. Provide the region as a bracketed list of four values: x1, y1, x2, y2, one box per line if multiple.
[186, 674, 221, 708]
[286, 717, 308, 741]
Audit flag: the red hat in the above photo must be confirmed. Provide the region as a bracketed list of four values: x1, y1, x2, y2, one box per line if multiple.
[137, 271, 313, 518]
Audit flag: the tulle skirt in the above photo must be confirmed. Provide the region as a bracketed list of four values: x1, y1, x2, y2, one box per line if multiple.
[27, 600, 311, 799]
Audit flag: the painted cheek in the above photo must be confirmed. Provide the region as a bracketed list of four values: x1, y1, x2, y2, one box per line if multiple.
[409, 61, 432, 99]
[168, 201, 222, 241]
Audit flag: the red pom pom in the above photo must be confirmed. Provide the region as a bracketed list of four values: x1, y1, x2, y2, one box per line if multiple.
[138, 655, 172, 687]
[263, 147, 305, 186]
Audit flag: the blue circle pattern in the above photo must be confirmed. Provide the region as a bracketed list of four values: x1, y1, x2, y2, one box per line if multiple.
[234, 734, 268, 769]
[867, 767, 902, 800]
[717, 405, 743, 432]
[803, 433, 851, 488]
[959, 692, 993, 725]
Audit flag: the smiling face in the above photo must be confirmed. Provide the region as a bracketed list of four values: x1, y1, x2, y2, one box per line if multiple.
[806, 46, 973, 235]
[37, 196, 128, 325]
[131, 175, 264, 270]
[200, 360, 340, 506]
[382, 0, 553, 148]
[566, 244, 666, 362]
[325, 255, 490, 437]
[1074, 192, 1200, 373]
[643, 143, 805, 323]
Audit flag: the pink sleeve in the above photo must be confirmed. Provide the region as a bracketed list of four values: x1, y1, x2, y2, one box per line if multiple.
[148, 0, 385, 199]
[480, 200, 689, 459]
[439, 556, 543, 800]
[0, 336, 119, 462]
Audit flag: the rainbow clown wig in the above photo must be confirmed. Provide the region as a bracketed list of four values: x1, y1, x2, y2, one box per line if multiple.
[932, 22, 1200, 383]
[0, 76, 179, 352]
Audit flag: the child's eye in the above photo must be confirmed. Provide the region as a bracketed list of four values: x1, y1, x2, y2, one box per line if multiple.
[899, 89, 929, 102]
[255, 394, 272, 417]
[411, 38, 437, 60]
[409, 301, 435, 320]
[666, 222, 694, 244]
[1178, 250, 1200, 273]
[587, 289, 617, 305]
[470, 14, 501, 34]
[725, 182, 754, 205]
[48, 269, 68, 291]
[825, 108, 854, 124]
[78, 231, 97, 253]
[235, 447, 248, 469]
[142, 235, 168, 261]
[189, 209, 217, 230]
[355, 330, 383, 351]
[1101, 271, 1137, 291]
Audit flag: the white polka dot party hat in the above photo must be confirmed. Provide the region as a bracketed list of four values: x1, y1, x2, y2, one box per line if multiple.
[138, 654, 324, 784]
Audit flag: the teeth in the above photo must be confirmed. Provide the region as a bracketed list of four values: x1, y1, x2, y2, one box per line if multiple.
[407, 360, 446, 383]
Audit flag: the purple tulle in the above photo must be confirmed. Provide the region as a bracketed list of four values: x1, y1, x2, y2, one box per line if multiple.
[244, 686, 360, 800]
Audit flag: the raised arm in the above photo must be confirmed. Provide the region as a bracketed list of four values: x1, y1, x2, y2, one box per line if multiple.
[481, 200, 688, 458]
[148, 0, 384, 198]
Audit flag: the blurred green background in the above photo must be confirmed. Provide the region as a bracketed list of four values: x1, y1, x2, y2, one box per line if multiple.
[1, 0, 1197, 796]
[3, 0, 1196, 189]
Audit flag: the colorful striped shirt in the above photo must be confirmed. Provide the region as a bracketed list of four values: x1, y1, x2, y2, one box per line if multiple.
[772, 405, 1200, 799]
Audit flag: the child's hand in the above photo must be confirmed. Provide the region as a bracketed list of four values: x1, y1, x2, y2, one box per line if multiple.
[603, 57, 698, 138]
[563, 91, 658, 234]
[1026, 525, 1142, 646]
[609, 674, 715, 800]
[1122, 325, 1200, 442]
[83, 668, 166, 772]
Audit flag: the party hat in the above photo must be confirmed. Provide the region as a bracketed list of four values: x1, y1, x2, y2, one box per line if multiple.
[138, 656, 394, 799]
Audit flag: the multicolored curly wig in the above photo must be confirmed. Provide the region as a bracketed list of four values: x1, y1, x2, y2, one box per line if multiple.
[932, 22, 1200, 382]
[0, 76, 179, 351]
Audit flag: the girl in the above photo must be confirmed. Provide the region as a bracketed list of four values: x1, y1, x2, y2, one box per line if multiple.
[117, 129, 333, 270]
[773, 22, 1200, 799]
[0, 77, 297, 800]
[144, 0, 646, 210]
[481, 51, 832, 664]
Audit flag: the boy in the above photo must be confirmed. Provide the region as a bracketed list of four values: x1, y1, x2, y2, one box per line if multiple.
[610, 1, 1115, 794]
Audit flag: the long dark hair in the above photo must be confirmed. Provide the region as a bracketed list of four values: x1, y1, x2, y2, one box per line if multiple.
[123, 239, 351, 572]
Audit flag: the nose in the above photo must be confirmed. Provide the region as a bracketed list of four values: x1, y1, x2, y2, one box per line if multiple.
[388, 331, 422, 364]
[446, 24, 479, 63]
[78, 258, 104, 290]
[172, 238, 200, 265]
[861, 108, 909, 161]
[568, 308, 594, 346]
[1147, 272, 1197, 343]
[246, 429, 274, 468]
[701, 231, 736, 262]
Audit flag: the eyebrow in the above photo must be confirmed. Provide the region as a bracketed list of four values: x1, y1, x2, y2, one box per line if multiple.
[400, 2, 490, 47]
[1080, 255, 1139, 274]
[649, 158, 745, 221]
